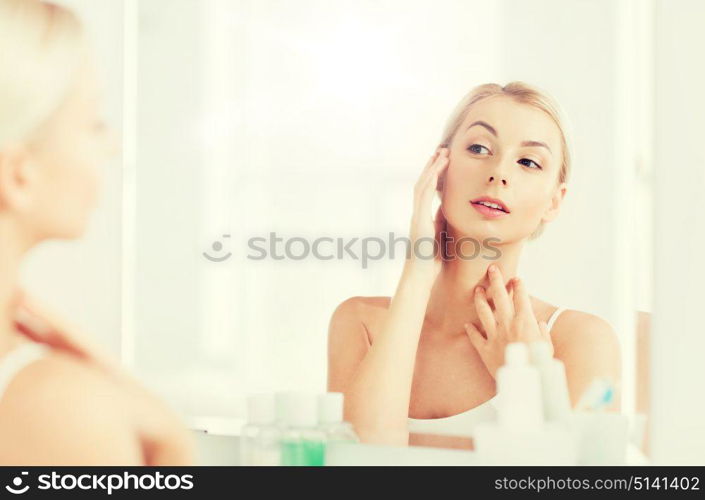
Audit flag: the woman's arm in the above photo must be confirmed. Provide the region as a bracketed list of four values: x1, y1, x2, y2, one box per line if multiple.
[328, 266, 435, 444]
[118, 370, 196, 465]
[327, 148, 450, 445]
[552, 313, 622, 411]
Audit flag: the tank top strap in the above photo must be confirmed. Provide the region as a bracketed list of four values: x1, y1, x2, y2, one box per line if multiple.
[546, 306, 567, 332]
[0, 342, 50, 405]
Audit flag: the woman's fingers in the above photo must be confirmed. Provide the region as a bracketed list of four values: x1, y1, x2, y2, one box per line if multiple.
[473, 286, 496, 339]
[14, 294, 119, 372]
[511, 277, 545, 343]
[415, 151, 449, 227]
[486, 265, 513, 324]
[431, 149, 450, 185]
[425, 148, 450, 181]
[464, 321, 486, 350]
[511, 277, 533, 320]
[415, 148, 443, 192]
[419, 150, 448, 192]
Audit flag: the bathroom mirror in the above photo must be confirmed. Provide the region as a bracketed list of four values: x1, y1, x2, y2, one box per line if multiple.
[32, 0, 702, 462]
[125, 0, 654, 444]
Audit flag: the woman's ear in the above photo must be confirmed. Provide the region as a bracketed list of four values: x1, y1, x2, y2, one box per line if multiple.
[542, 182, 567, 223]
[0, 145, 35, 211]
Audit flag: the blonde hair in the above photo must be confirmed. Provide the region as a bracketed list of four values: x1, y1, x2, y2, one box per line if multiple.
[438, 81, 571, 240]
[0, 0, 85, 150]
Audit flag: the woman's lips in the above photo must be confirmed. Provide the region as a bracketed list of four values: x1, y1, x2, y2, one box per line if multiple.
[470, 201, 510, 219]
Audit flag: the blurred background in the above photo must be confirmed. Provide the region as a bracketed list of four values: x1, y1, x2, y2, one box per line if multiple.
[20, 0, 705, 463]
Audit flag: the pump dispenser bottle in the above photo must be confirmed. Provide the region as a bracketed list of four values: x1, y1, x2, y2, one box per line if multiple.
[474, 342, 578, 464]
[529, 340, 572, 423]
[496, 342, 544, 430]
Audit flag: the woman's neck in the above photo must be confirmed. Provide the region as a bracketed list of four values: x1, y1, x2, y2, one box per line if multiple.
[0, 219, 28, 355]
[424, 232, 525, 338]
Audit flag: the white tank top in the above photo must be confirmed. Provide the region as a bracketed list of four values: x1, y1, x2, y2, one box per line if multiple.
[0, 341, 50, 405]
[407, 306, 567, 437]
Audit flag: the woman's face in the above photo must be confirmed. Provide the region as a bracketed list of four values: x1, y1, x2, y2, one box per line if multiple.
[22, 58, 117, 241]
[441, 95, 566, 244]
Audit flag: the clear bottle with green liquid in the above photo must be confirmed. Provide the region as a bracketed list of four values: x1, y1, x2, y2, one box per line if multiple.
[278, 392, 325, 466]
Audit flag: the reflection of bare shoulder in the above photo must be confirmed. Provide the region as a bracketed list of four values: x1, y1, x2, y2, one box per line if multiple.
[338, 296, 391, 345]
[549, 309, 622, 405]
[328, 296, 394, 392]
[0, 349, 143, 465]
[550, 309, 618, 348]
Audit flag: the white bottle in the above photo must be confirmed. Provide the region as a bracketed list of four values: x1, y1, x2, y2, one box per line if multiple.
[279, 392, 326, 466]
[240, 394, 280, 466]
[317, 392, 359, 443]
[275, 391, 293, 428]
[529, 340, 572, 423]
[496, 342, 543, 430]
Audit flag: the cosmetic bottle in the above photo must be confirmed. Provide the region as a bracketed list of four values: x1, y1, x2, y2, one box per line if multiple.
[529, 340, 572, 424]
[568, 378, 630, 464]
[317, 392, 359, 447]
[474, 343, 578, 464]
[279, 392, 326, 466]
[496, 342, 544, 430]
[240, 394, 281, 466]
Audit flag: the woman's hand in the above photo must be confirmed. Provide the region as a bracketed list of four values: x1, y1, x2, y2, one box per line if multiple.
[463, 265, 553, 379]
[405, 146, 450, 282]
[13, 289, 120, 375]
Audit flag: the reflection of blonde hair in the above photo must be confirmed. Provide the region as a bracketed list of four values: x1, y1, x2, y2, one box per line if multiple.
[0, 0, 85, 149]
[438, 82, 571, 240]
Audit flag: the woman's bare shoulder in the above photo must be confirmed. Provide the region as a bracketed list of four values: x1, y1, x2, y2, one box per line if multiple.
[330, 296, 391, 324]
[328, 296, 391, 342]
[546, 308, 622, 408]
[550, 308, 617, 338]
[9, 347, 118, 396]
[342, 295, 392, 312]
[0, 348, 143, 465]
[550, 309, 621, 361]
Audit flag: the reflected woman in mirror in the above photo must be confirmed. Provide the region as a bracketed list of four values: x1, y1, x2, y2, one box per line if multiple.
[0, 0, 194, 464]
[327, 82, 621, 445]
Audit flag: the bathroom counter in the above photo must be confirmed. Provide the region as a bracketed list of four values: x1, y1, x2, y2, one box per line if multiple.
[190, 427, 649, 466]
[325, 441, 649, 466]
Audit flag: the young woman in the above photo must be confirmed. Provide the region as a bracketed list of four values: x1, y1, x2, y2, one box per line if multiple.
[0, 0, 194, 464]
[327, 82, 622, 445]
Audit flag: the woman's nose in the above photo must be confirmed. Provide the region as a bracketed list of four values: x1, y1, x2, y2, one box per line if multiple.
[486, 160, 510, 186]
[487, 174, 508, 186]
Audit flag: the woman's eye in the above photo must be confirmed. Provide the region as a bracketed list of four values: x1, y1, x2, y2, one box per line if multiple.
[467, 144, 490, 155]
[518, 158, 542, 170]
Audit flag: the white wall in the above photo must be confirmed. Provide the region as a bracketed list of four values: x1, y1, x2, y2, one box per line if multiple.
[650, 0, 705, 465]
